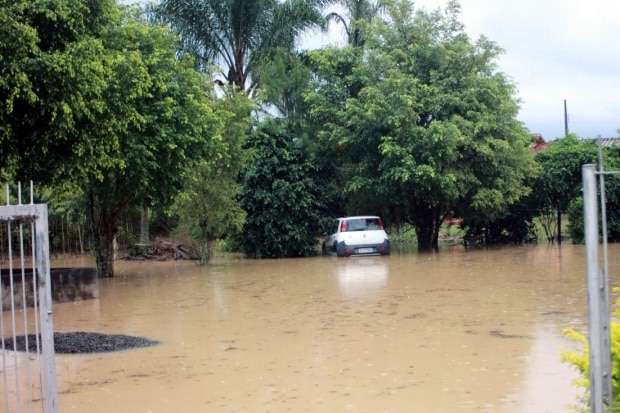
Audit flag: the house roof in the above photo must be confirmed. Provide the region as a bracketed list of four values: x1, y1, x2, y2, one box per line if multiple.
[529, 135, 620, 153]
[530, 133, 549, 152]
[596, 137, 620, 147]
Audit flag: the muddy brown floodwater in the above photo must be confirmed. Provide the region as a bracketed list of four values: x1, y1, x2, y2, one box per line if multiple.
[9, 244, 617, 412]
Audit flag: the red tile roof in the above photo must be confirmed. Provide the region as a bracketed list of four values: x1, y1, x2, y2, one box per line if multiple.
[530, 133, 549, 152]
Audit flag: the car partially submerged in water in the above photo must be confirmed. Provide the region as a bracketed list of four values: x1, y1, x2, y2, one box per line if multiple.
[323, 216, 390, 257]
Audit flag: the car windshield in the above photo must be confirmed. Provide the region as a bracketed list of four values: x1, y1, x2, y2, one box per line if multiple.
[344, 218, 382, 231]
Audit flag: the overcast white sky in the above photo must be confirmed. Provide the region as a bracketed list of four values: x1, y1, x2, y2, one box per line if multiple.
[301, 0, 620, 139]
[128, 0, 619, 139]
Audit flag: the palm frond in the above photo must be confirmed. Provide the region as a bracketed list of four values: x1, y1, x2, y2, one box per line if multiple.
[325, 11, 351, 37]
[157, 0, 327, 93]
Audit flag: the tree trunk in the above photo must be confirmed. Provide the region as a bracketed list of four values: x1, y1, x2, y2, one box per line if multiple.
[140, 204, 150, 245]
[77, 224, 84, 254]
[86, 190, 118, 278]
[556, 206, 562, 244]
[206, 239, 215, 261]
[94, 230, 115, 278]
[61, 217, 66, 254]
[415, 213, 441, 252]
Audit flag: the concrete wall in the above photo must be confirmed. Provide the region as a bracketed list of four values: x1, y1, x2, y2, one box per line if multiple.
[1, 267, 98, 311]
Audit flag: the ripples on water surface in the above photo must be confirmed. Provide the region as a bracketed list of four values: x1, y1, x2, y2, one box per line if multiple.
[21, 244, 616, 411]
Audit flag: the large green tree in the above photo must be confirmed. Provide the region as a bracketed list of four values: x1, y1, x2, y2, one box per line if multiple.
[304, 0, 534, 251]
[157, 0, 328, 95]
[0, 0, 227, 277]
[83, 14, 225, 277]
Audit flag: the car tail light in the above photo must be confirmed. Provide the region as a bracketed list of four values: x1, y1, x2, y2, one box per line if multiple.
[379, 219, 384, 230]
[340, 220, 348, 232]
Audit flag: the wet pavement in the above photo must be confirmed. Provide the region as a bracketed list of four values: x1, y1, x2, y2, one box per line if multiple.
[7, 244, 609, 411]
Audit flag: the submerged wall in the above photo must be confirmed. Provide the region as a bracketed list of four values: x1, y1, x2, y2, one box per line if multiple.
[0, 267, 98, 310]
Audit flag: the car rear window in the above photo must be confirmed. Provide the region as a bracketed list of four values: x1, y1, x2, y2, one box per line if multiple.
[342, 218, 382, 232]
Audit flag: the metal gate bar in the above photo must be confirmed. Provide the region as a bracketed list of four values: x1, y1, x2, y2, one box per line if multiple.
[583, 164, 611, 412]
[0, 183, 57, 413]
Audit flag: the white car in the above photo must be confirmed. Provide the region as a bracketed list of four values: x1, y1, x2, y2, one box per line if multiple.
[323, 216, 390, 257]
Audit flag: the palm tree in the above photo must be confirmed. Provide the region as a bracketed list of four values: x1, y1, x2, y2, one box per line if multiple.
[326, 0, 382, 47]
[158, 0, 328, 96]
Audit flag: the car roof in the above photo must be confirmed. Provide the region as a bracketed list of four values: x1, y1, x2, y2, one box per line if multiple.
[337, 216, 381, 220]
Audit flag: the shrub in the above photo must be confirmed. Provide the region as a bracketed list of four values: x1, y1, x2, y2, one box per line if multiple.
[563, 298, 620, 411]
[463, 200, 537, 245]
[239, 120, 323, 258]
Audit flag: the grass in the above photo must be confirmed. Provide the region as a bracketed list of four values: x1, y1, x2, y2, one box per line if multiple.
[389, 223, 465, 245]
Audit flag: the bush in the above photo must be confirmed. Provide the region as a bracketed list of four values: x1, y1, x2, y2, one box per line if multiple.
[239, 120, 323, 258]
[463, 201, 537, 245]
[389, 224, 418, 244]
[563, 297, 620, 411]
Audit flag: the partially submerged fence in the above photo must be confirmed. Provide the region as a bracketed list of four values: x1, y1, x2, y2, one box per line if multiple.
[0, 183, 58, 412]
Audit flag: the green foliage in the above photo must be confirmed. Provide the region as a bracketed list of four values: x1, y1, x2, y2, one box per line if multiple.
[0, 0, 121, 181]
[440, 222, 465, 240]
[256, 50, 311, 124]
[157, 0, 327, 94]
[0, 1, 226, 275]
[389, 224, 418, 244]
[173, 91, 254, 261]
[567, 144, 620, 243]
[304, 0, 534, 251]
[326, 0, 384, 47]
[563, 297, 620, 411]
[174, 162, 246, 261]
[567, 197, 585, 243]
[533, 135, 597, 212]
[463, 200, 537, 245]
[82, 12, 226, 276]
[36, 183, 89, 254]
[239, 120, 323, 258]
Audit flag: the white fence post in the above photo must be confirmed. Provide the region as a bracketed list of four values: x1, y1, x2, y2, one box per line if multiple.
[35, 204, 58, 413]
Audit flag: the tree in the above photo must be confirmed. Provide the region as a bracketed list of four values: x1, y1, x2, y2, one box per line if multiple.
[255, 50, 312, 125]
[174, 91, 254, 261]
[326, 0, 383, 47]
[239, 120, 323, 258]
[82, 14, 225, 277]
[157, 0, 327, 95]
[304, 0, 534, 251]
[532, 135, 597, 243]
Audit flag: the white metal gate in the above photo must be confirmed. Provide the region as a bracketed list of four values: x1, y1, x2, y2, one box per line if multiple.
[0, 183, 58, 412]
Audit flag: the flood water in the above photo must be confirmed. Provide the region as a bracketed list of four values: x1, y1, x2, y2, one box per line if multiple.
[7, 244, 615, 412]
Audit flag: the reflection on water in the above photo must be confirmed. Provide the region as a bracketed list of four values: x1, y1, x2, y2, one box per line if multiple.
[4, 244, 607, 412]
[335, 257, 388, 298]
[500, 323, 584, 413]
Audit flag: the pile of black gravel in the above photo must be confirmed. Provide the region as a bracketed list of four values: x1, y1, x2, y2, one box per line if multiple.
[2, 332, 158, 354]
